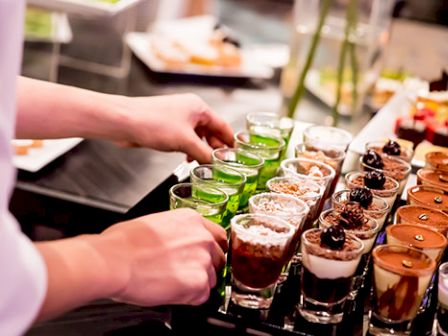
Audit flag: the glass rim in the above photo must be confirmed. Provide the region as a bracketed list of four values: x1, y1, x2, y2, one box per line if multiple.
[301, 228, 364, 258]
[408, 184, 447, 203]
[303, 125, 353, 146]
[296, 142, 346, 162]
[230, 213, 296, 241]
[417, 168, 448, 186]
[395, 204, 448, 227]
[372, 244, 436, 277]
[190, 164, 247, 187]
[169, 182, 229, 208]
[319, 209, 380, 236]
[359, 155, 412, 177]
[266, 176, 323, 198]
[332, 189, 389, 213]
[248, 191, 310, 217]
[386, 223, 447, 250]
[246, 112, 295, 130]
[281, 157, 336, 181]
[234, 130, 286, 151]
[212, 147, 264, 169]
[344, 171, 400, 193]
[439, 262, 448, 277]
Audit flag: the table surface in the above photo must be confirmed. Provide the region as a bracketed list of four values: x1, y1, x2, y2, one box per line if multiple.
[18, 0, 448, 334]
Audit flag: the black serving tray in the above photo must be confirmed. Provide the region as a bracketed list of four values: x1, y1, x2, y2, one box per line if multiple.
[170, 202, 440, 336]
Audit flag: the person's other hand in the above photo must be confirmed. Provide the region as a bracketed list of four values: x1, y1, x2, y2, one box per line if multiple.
[115, 94, 234, 163]
[92, 208, 228, 307]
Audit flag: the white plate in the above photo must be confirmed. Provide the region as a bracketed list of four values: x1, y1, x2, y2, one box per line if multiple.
[27, 0, 143, 17]
[126, 32, 274, 79]
[13, 138, 83, 173]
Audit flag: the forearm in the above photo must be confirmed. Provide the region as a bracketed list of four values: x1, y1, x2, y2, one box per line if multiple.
[35, 234, 128, 321]
[16, 77, 131, 141]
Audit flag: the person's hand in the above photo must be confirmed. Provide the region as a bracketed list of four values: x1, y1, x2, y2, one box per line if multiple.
[115, 93, 234, 163]
[92, 208, 228, 307]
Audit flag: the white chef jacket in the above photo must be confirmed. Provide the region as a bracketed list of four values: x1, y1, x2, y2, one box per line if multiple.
[0, 1, 47, 335]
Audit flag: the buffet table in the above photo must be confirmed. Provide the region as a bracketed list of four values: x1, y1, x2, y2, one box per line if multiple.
[17, 0, 448, 335]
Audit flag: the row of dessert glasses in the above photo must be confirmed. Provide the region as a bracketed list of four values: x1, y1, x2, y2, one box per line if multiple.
[349, 140, 448, 335]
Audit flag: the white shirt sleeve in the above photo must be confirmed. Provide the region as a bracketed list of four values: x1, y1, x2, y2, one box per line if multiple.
[0, 0, 48, 335]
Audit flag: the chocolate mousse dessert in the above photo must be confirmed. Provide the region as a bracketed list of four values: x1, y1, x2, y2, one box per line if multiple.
[407, 185, 448, 213]
[345, 171, 399, 209]
[426, 151, 448, 173]
[386, 224, 447, 262]
[417, 168, 448, 192]
[395, 205, 448, 235]
[367, 139, 413, 163]
[299, 227, 364, 323]
[332, 188, 389, 229]
[360, 150, 411, 195]
[370, 245, 436, 333]
[320, 203, 379, 254]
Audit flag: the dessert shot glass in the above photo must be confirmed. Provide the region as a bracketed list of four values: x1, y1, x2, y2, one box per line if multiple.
[365, 139, 414, 163]
[417, 168, 448, 193]
[332, 189, 389, 230]
[425, 151, 448, 173]
[298, 228, 364, 324]
[230, 214, 295, 309]
[395, 205, 448, 236]
[267, 176, 322, 231]
[234, 130, 285, 191]
[212, 148, 264, 210]
[345, 171, 399, 211]
[169, 183, 228, 226]
[437, 262, 448, 336]
[369, 245, 436, 336]
[303, 125, 353, 152]
[407, 184, 448, 213]
[190, 164, 246, 229]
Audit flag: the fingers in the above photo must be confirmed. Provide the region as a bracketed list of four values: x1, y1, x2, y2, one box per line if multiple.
[209, 240, 226, 272]
[206, 135, 226, 149]
[194, 104, 234, 148]
[202, 219, 228, 253]
[181, 131, 213, 164]
[207, 263, 218, 289]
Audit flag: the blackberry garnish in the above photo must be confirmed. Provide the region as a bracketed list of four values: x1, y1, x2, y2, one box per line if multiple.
[382, 139, 401, 156]
[362, 150, 384, 169]
[320, 225, 346, 250]
[349, 187, 373, 208]
[364, 171, 386, 190]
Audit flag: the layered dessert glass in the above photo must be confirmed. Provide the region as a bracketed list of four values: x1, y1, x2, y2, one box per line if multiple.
[280, 158, 335, 212]
[407, 184, 448, 213]
[299, 228, 364, 324]
[249, 192, 309, 263]
[425, 151, 448, 173]
[212, 148, 264, 210]
[267, 176, 322, 231]
[190, 164, 246, 229]
[332, 189, 389, 230]
[360, 150, 411, 196]
[395, 205, 448, 236]
[345, 171, 399, 210]
[234, 130, 285, 190]
[319, 205, 380, 255]
[366, 139, 414, 163]
[369, 245, 436, 336]
[386, 224, 447, 262]
[303, 125, 353, 152]
[246, 112, 295, 156]
[295, 142, 345, 196]
[169, 183, 228, 226]
[230, 214, 295, 309]
[417, 168, 448, 192]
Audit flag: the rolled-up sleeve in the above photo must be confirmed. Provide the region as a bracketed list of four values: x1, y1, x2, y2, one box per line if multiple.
[0, 0, 48, 334]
